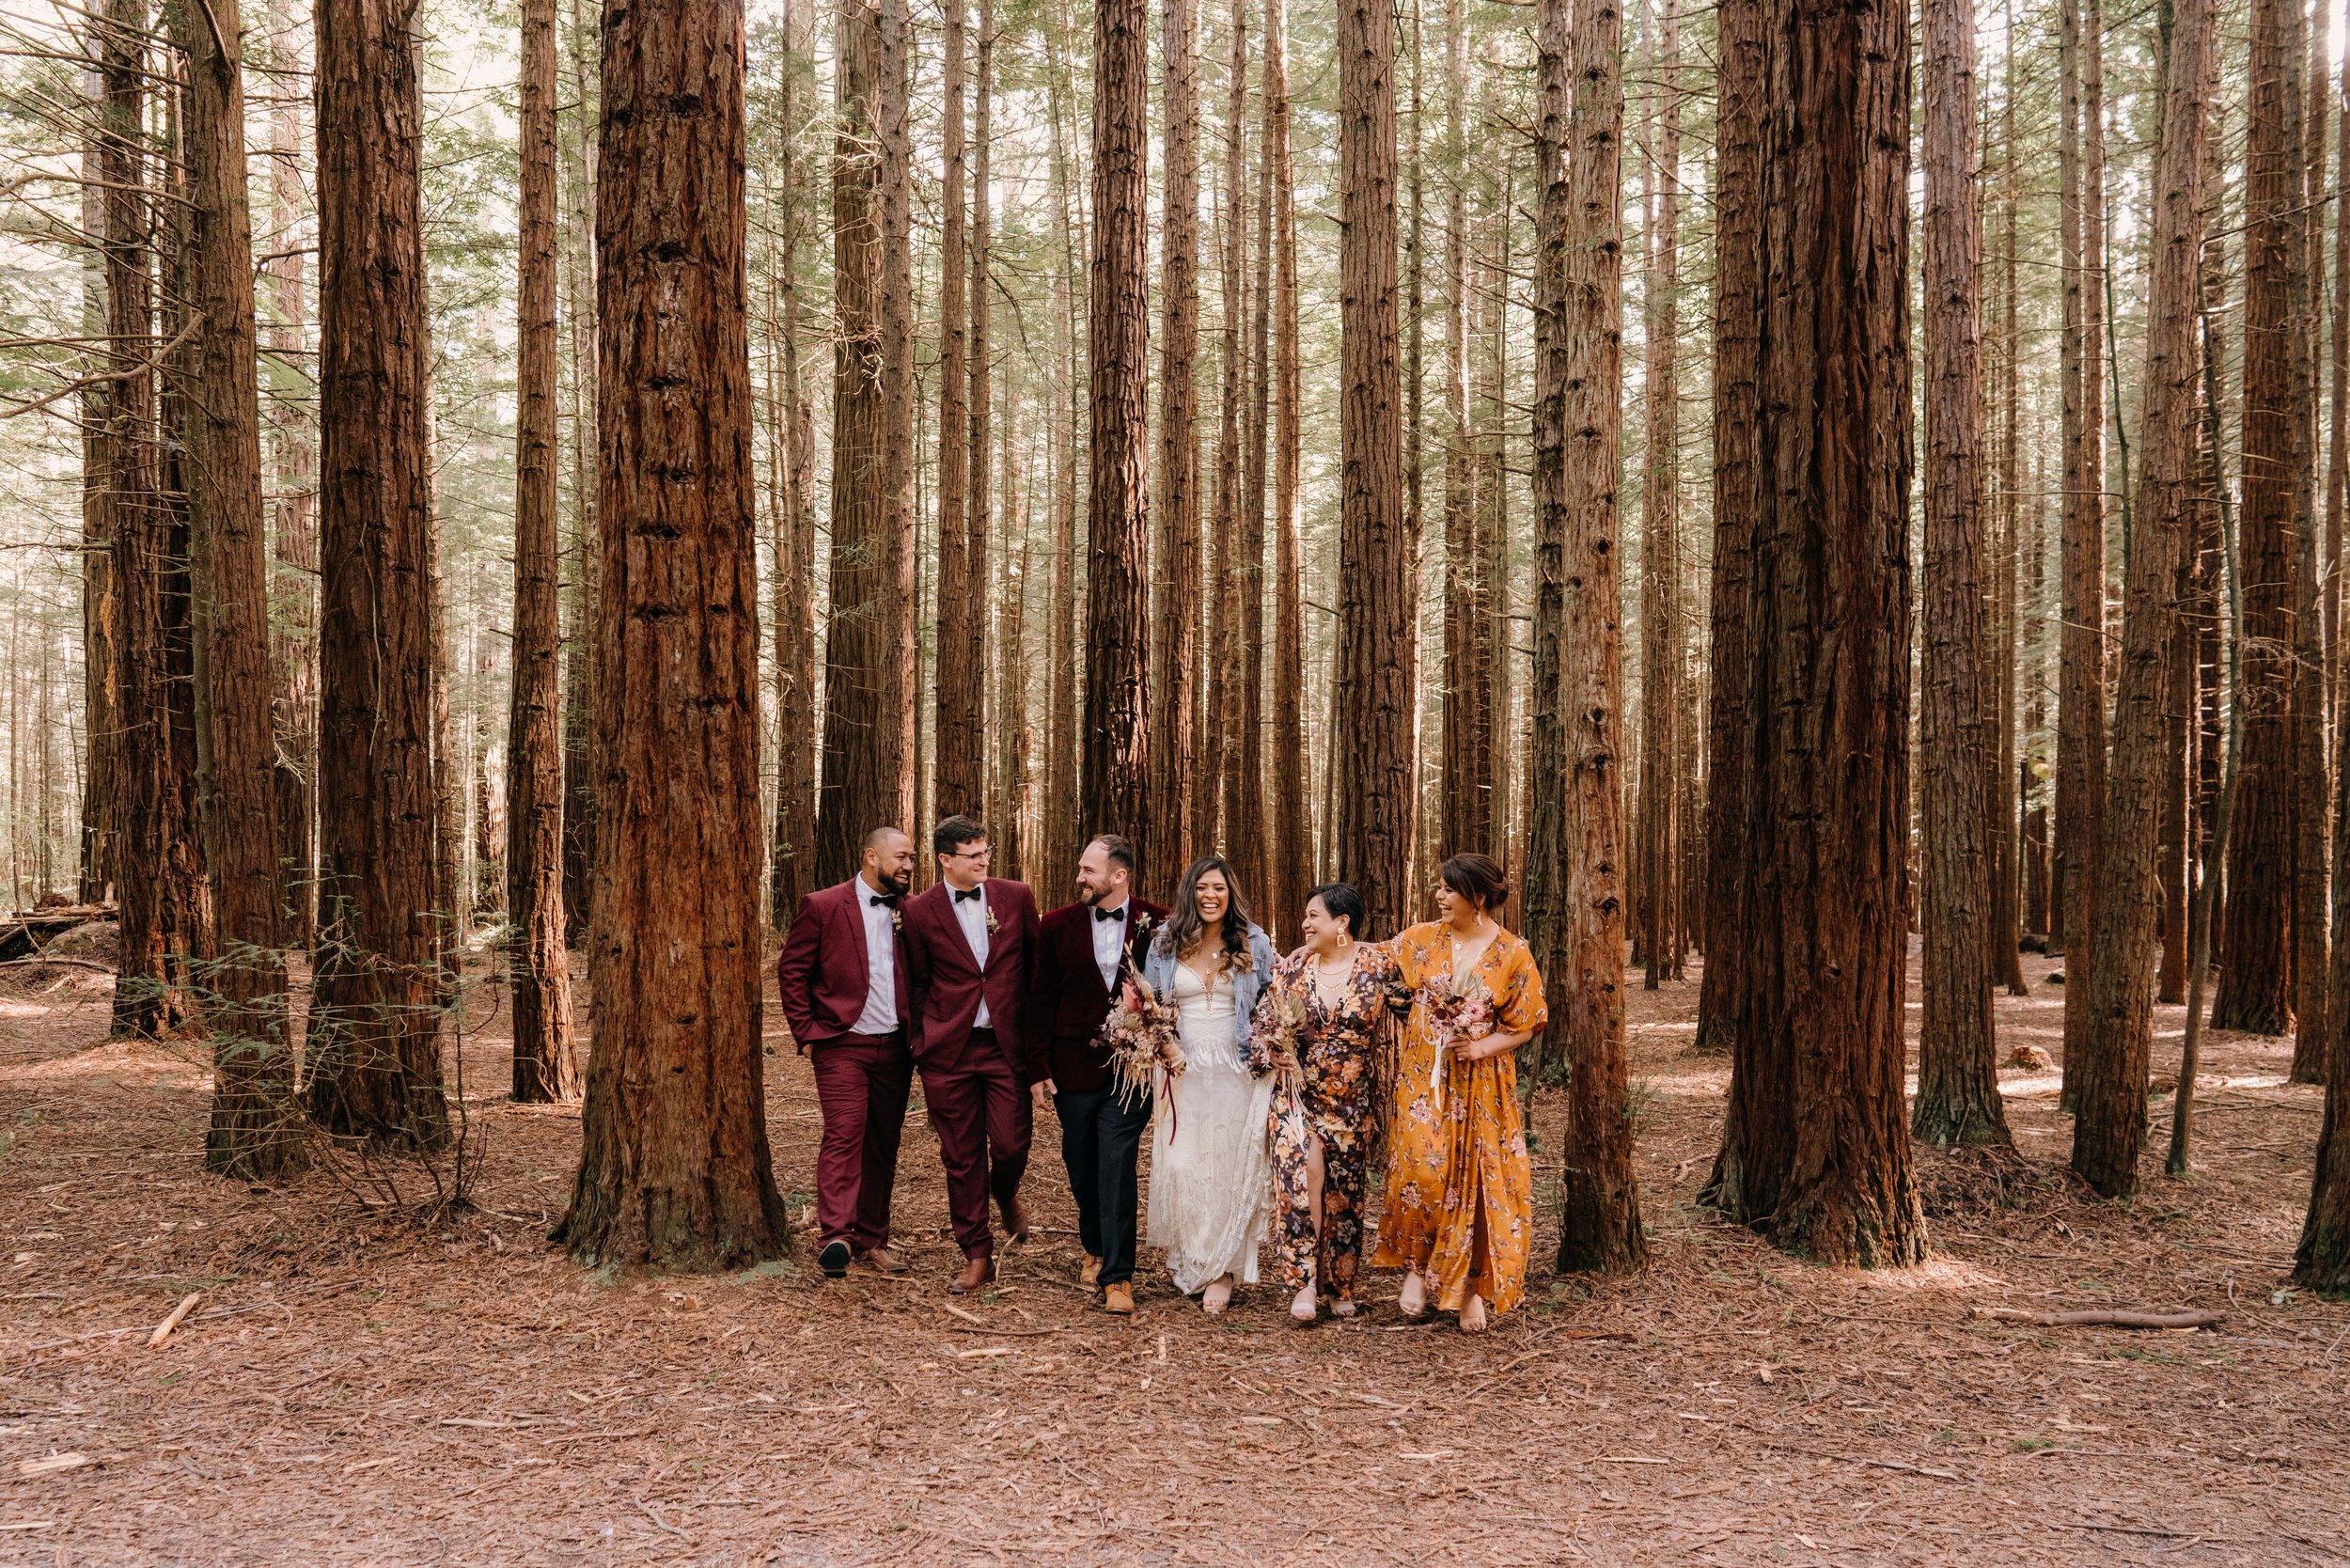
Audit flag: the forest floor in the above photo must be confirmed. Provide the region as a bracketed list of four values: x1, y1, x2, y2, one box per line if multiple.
[0, 938, 2344, 1566]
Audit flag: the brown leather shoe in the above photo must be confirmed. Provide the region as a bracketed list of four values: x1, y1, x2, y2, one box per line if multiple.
[853, 1246, 909, 1276]
[948, 1255, 996, 1294]
[1102, 1281, 1135, 1316]
[998, 1193, 1030, 1246]
[1080, 1254, 1103, 1288]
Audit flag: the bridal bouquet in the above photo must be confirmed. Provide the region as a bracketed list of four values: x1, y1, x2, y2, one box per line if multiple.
[1252, 980, 1314, 1146]
[1099, 963, 1185, 1108]
[1419, 967, 1496, 1091]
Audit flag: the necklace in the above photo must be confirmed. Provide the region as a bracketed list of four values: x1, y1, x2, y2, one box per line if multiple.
[1311, 951, 1352, 1007]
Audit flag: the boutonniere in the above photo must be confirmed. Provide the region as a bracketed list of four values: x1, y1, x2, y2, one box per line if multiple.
[984, 906, 1000, 936]
[890, 909, 903, 933]
[1132, 911, 1152, 936]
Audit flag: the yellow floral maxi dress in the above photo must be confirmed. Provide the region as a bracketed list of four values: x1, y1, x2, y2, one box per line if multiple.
[1370, 922, 1549, 1315]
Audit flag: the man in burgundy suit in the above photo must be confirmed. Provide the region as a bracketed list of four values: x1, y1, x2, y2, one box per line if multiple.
[1026, 834, 1166, 1315]
[776, 826, 917, 1279]
[901, 814, 1042, 1294]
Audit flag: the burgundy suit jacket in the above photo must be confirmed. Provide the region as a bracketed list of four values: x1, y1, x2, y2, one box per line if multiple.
[776, 878, 914, 1049]
[1025, 898, 1168, 1092]
[901, 878, 1039, 1073]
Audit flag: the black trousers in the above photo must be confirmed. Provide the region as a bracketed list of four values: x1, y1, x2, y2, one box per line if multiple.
[1053, 1081, 1152, 1286]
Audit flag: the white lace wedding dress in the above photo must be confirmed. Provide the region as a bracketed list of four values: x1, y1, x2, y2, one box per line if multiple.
[1147, 962, 1275, 1294]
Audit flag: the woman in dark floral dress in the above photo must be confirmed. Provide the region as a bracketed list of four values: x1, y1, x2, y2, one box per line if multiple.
[1245, 884, 1392, 1322]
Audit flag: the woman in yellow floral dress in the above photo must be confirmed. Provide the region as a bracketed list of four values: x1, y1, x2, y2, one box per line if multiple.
[1371, 853, 1548, 1333]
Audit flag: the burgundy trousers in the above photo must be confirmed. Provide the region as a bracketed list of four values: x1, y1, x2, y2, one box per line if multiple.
[919, 1028, 1031, 1260]
[808, 1031, 913, 1252]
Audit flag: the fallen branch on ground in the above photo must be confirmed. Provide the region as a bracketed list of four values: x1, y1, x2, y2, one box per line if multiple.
[1970, 1306, 2223, 1329]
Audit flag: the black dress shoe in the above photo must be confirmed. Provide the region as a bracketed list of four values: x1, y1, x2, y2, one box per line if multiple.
[819, 1239, 852, 1278]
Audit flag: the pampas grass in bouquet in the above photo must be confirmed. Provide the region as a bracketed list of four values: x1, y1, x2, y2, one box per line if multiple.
[1098, 963, 1184, 1108]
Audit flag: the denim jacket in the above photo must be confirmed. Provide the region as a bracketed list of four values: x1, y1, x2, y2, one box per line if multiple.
[1139, 923, 1277, 1057]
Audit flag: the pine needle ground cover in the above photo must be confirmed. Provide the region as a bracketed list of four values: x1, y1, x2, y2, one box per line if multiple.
[0, 946, 2342, 1563]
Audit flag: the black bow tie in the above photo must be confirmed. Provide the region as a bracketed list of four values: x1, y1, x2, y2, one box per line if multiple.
[868, 892, 900, 907]
[1094, 904, 1126, 923]
[954, 886, 984, 903]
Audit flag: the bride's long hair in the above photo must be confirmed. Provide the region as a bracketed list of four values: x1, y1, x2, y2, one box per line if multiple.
[1163, 855, 1255, 974]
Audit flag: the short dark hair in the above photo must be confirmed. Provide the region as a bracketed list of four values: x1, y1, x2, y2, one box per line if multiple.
[1306, 882, 1368, 940]
[1438, 853, 1510, 913]
[1089, 834, 1136, 875]
[933, 814, 990, 857]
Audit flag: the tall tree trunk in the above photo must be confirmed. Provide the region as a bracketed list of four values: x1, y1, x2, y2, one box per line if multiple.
[1150, 0, 1201, 877]
[261, 0, 315, 946]
[1331, 0, 1412, 935]
[1436, 0, 1489, 864]
[1533, 0, 1644, 1272]
[509, 0, 578, 1103]
[102, 0, 206, 1041]
[2329, 37, 2350, 748]
[1084, 0, 1153, 839]
[967, 0, 995, 823]
[79, 78, 119, 909]
[1264, 0, 1307, 933]
[2054, 0, 2108, 1103]
[1211, 0, 1252, 871]
[559, 0, 599, 946]
[1693, 0, 1764, 1057]
[1700, 0, 1925, 1266]
[768, 0, 818, 928]
[1231, 0, 1272, 917]
[1991, 0, 2027, 998]
[308, 0, 446, 1145]
[557, 0, 785, 1266]
[1044, 8, 1082, 887]
[2217, 0, 2306, 1037]
[994, 388, 1026, 872]
[1913, 0, 2007, 1148]
[934, 0, 976, 816]
[878, 0, 916, 831]
[820, 0, 915, 878]
[2074, 0, 2213, 1198]
[2291, 4, 2331, 1080]
[172, 0, 300, 1171]
[1638, 0, 1683, 990]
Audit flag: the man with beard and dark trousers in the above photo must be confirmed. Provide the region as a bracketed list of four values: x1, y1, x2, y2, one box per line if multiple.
[901, 815, 1042, 1294]
[1026, 835, 1167, 1315]
[776, 827, 917, 1279]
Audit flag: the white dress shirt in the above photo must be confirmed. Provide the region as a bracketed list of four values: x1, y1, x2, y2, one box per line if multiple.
[1091, 897, 1130, 990]
[950, 882, 992, 1027]
[853, 875, 899, 1035]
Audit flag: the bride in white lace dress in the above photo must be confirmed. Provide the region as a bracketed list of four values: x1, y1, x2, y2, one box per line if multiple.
[1137, 856, 1277, 1313]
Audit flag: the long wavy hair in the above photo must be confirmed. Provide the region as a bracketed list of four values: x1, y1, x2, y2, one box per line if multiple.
[1162, 855, 1255, 974]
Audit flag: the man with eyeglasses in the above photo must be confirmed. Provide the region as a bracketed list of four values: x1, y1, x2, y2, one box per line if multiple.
[901, 814, 1041, 1294]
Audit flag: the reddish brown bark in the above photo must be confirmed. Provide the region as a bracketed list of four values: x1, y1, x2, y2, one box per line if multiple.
[509, 0, 578, 1103]
[1637, 0, 1684, 990]
[1263, 0, 1307, 933]
[556, 0, 785, 1267]
[1913, 0, 2007, 1148]
[2215, 0, 2301, 1038]
[934, 0, 977, 817]
[308, 0, 446, 1146]
[1149, 0, 1202, 878]
[171, 0, 302, 1173]
[1083, 0, 1153, 841]
[1436, 0, 1490, 867]
[2073, 0, 2212, 1198]
[1700, 0, 1925, 1266]
[1330, 0, 1413, 936]
[1532, 0, 1644, 1272]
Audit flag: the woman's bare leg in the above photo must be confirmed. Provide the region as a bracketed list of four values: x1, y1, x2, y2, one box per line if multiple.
[1292, 1133, 1325, 1320]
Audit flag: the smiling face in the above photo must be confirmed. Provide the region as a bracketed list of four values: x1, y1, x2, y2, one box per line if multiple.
[1433, 879, 1476, 926]
[1299, 894, 1349, 956]
[1076, 840, 1131, 906]
[938, 836, 992, 891]
[1191, 869, 1230, 928]
[864, 831, 916, 896]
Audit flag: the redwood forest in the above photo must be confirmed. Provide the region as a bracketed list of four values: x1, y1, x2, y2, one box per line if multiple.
[0, 0, 2346, 1550]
